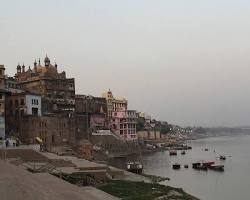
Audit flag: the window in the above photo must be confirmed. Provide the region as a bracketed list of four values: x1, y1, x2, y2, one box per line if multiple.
[52, 135, 55, 144]
[15, 99, 18, 106]
[20, 99, 24, 105]
[32, 108, 38, 116]
[32, 99, 39, 105]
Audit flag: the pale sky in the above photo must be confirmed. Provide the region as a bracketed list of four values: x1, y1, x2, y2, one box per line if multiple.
[1, 0, 250, 127]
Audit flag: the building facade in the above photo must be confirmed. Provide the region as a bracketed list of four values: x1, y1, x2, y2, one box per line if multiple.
[8, 114, 76, 148]
[6, 93, 42, 117]
[74, 95, 108, 140]
[111, 110, 138, 140]
[102, 89, 127, 119]
[0, 65, 5, 139]
[14, 55, 75, 114]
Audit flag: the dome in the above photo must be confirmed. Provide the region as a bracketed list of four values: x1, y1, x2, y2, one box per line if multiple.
[44, 55, 50, 63]
[17, 63, 21, 69]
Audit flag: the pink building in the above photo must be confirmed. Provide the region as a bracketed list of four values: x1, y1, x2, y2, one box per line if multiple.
[102, 89, 127, 119]
[111, 110, 138, 140]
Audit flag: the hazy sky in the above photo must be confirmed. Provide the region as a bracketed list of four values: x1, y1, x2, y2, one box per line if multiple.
[1, 0, 250, 127]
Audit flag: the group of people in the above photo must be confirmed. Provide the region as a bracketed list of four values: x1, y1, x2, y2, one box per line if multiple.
[5, 139, 20, 148]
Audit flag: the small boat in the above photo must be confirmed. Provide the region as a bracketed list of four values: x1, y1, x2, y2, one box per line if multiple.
[172, 163, 181, 170]
[181, 151, 186, 155]
[204, 148, 209, 151]
[192, 162, 208, 171]
[208, 164, 224, 172]
[184, 164, 189, 168]
[219, 155, 226, 160]
[169, 150, 177, 156]
[202, 161, 215, 167]
[126, 161, 143, 174]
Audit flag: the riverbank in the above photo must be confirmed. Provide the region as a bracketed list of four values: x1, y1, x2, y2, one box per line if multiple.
[0, 147, 200, 200]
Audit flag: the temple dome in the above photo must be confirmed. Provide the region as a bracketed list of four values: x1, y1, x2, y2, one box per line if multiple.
[44, 55, 50, 63]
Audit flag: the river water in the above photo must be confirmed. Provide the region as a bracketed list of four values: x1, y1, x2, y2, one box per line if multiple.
[142, 135, 250, 200]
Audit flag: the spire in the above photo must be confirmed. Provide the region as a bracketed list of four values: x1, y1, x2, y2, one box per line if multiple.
[34, 59, 37, 66]
[22, 63, 25, 73]
[17, 63, 21, 73]
[44, 54, 50, 67]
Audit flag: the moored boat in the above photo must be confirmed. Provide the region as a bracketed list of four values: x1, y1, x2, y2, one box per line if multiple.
[202, 161, 215, 167]
[169, 150, 177, 156]
[181, 150, 186, 155]
[192, 162, 208, 171]
[172, 163, 181, 170]
[126, 161, 143, 174]
[208, 164, 224, 172]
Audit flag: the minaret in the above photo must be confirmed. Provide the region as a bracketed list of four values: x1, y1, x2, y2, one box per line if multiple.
[34, 59, 37, 72]
[16, 63, 21, 74]
[44, 54, 50, 67]
[22, 63, 25, 73]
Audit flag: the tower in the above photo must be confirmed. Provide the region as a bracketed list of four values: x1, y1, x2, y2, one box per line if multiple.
[16, 63, 21, 74]
[44, 54, 50, 67]
[34, 59, 37, 72]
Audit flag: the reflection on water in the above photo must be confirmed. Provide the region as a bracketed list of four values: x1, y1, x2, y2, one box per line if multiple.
[141, 135, 250, 200]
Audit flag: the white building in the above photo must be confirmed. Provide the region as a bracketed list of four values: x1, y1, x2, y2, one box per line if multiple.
[7, 93, 42, 117]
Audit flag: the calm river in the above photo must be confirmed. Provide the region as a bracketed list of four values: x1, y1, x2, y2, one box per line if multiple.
[142, 135, 250, 200]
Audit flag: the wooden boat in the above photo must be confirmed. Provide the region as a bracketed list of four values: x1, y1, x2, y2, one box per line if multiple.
[204, 148, 209, 151]
[172, 163, 181, 170]
[192, 162, 208, 171]
[208, 164, 224, 172]
[184, 164, 189, 168]
[202, 161, 215, 167]
[169, 150, 177, 156]
[126, 162, 143, 174]
[181, 150, 186, 155]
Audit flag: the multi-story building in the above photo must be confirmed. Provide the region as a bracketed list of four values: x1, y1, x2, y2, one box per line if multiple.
[102, 89, 138, 140]
[102, 89, 127, 119]
[7, 114, 75, 148]
[6, 93, 42, 117]
[5, 56, 76, 147]
[75, 95, 108, 140]
[14, 55, 75, 114]
[0, 65, 6, 139]
[111, 110, 138, 140]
